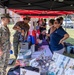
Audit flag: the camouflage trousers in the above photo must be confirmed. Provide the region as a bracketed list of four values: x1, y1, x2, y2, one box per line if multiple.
[0, 50, 10, 75]
[13, 42, 19, 58]
[13, 32, 19, 58]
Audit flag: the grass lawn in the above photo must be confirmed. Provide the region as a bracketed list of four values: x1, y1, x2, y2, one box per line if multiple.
[64, 28, 74, 58]
[65, 28, 74, 45]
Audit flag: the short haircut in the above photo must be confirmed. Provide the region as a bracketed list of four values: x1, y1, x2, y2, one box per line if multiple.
[23, 16, 31, 21]
[49, 19, 55, 25]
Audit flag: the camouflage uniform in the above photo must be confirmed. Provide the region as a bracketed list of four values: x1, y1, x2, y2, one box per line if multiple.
[13, 21, 30, 58]
[0, 24, 10, 75]
[13, 31, 19, 58]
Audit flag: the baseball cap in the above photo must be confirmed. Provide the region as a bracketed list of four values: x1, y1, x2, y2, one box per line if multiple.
[23, 16, 31, 21]
[1, 13, 11, 18]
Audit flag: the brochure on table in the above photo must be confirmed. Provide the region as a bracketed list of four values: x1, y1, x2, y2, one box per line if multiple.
[48, 52, 74, 75]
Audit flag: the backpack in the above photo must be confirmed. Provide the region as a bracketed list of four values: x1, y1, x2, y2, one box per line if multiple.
[67, 46, 74, 54]
[64, 42, 73, 53]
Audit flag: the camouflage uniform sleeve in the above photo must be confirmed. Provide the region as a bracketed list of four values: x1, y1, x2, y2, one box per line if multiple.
[0, 27, 2, 50]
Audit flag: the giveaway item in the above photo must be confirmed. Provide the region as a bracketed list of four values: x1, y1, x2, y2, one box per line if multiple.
[29, 57, 50, 75]
[20, 42, 29, 49]
[7, 66, 39, 75]
[67, 46, 74, 54]
[20, 68, 40, 75]
[32, 45, 52, 59]
[29, 58, 39, 67]
[31, 44, 35, 53]
[17, 49, 32, 60]
[7, 66, 20, 75]
[8, 59, 15, 65]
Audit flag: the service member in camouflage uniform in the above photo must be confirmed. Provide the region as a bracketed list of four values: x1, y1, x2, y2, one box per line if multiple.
[13, 16, 30, 58]
[0, 13, 11, 75]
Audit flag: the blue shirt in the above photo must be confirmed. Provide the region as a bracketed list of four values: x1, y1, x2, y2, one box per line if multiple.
[50, 27, 67, 51]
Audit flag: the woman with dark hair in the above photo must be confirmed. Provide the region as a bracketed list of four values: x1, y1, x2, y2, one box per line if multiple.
[58, 16, 63, 25]
[49, 18, 69, 54]
[48, 19, 55, 35]
[46, 19, 55, 42]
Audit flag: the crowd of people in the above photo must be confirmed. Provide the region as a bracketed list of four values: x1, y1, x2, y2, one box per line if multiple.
[0, 13, 69, 75]
[35, 17, 69, 54]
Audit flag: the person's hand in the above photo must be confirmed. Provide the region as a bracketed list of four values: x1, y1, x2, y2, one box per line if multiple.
[37, 39, 40, 42]
[21, 30, 25, 36]
[59, 39, 64, 46]
[37, 39, 42, 44]
[0, 49, 3, 56]
[46, 33, 50, 37]
[16, 26, 21, 32]
[15, 60, 20, 66]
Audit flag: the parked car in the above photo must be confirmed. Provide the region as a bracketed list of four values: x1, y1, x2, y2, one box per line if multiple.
[63, 18, 74, 29]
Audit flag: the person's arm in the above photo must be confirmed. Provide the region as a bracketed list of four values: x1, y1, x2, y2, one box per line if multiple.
[21, 30, 25, 36]
[13, 25, 18, 30]
[59, 33, 69, 45]
[57, 28, 69, 45]
[46, 29, 51, 37]
[46, 27, 55, 40]
[0, 28, 3, 56]
[13, 25, 21, 32]
[46, 33, 50, 37]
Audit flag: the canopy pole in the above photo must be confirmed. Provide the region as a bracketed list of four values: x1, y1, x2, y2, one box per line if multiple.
[65, 14, 67, 31]
[4, 7, 7, 14]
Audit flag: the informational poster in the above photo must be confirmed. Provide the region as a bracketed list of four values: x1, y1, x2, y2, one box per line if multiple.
[48, 52, 74, 75]
[20, 68, 40, 75]
[64, 58, 74, 75]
